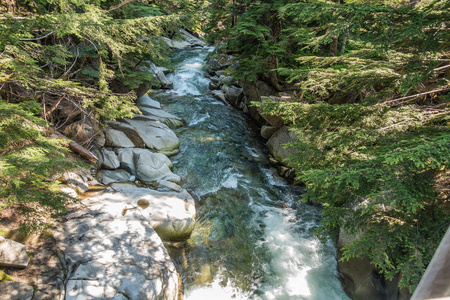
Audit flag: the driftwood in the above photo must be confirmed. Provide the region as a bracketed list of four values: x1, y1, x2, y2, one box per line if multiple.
[51, 131, 98, 164]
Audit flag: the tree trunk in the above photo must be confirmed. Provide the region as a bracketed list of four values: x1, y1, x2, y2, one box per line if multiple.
[269, 14, 283, 91]
[330, 36, 339, 57]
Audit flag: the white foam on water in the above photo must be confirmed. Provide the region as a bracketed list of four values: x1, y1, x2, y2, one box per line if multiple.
[189, 112, 210, 126]
[245, 146, 261, 158]
[222, 170, 243, 189]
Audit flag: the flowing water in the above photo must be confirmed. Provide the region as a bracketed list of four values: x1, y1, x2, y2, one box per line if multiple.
[153, 47, 350, 300]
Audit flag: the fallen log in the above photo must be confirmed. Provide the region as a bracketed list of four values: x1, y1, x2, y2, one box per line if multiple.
[50, 131, 98, 164]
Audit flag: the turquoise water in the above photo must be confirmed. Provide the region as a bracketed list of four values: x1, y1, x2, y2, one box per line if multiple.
[153, 47, 350, 300]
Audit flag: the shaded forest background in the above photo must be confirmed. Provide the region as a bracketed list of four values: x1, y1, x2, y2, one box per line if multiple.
[1, 0, 449, 294]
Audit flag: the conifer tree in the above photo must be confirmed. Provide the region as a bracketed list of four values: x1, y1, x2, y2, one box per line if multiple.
[209, 0, 450, 292]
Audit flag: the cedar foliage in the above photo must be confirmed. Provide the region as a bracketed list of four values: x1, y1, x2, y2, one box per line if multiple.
[206, 0, 450, 292]
[0, 0, 198, 231]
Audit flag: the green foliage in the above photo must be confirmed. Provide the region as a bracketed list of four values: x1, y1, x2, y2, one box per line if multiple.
[0, 100, 80, 232]
[212, 0, 450, 291]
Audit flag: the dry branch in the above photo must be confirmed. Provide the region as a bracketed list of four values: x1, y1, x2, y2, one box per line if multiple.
[385, 87, 450, 106]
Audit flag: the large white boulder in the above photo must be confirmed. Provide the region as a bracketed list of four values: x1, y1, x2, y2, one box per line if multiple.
[134, 150, 180, 184]
[137, 95, 161, 109]
[135, 107, 184, 129]
[53, 216, 180, 300]
[104, 128, 136, 148]
[106, 121, 146, 148]
[123, 119, 180, 156]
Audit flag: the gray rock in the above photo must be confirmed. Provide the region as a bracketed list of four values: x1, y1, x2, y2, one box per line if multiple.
[0, 282, 34, 300]
[115, 148, 136, 174]
[136, 107, 184, 128]
[93, 131, 106, 147]
[210, 75, 220, 84]
[162, 29, 205, 49]
[104, 128, 136, 148]
[58, 171, 89, 193]
[100, 148, 120, 170]
[123, 119, 180, 155]
[222, 85, 244, 106]
[134, 151, 180, 184]
[219, 75, 234, 86]
[0, 237, 30, 268]
[137, 95, 161, 109]
[266, 126, 298, 167]
[158, 180, 183, 192]
[211, 90, 228, 105]
[260, 125, 281, 140]
[53, 216, 179, 300]
[110, 183, 196, 241]
[106, 121, 146, 148]
[149, 63, 173, 89]
[209, 82, 218, 90]
[336, 229, 410, 300]
[97, 169, 132, 185]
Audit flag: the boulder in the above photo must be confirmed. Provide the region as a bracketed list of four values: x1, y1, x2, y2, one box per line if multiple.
[123, 119, 180, 155]
[53, 215, 180, 300]
[110, 183, 196, 241]
[0, 237, 30, 268]
[218, 75, 234, 86]
[211, 90, 228, 105]
[337, 229, 410, 300]
[135, 107, 184, 128]
[266, 126, 299, 167]
[260, 125, 281, 140]
[134, 151, 180, 184]
[104, 128, 136, 148]
[222, 85, 244, 107]
[209, 82, 218, 90]
[106, 121, 146, 148]
[210, 75, 220, 84]
[149, 63, 173, 89]
[93, 130, 106, 147]
[137, 95, 161, 109]
[0, 282, 34, 300]
[115, 148, 136, 174]
[99, 148, 120, 170]
[58, 171, 89, 193]
[162, 29, 205, 49]
[97, 169, 132, 185]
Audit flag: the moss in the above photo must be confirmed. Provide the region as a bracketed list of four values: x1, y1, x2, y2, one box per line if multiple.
[0, 270, 13, 282]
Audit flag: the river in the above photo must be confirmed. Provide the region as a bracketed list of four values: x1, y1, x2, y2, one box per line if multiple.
[152, 47, 350, 300]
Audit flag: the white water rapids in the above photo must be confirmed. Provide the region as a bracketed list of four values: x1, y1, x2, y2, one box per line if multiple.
[153, 47, 350, 300]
